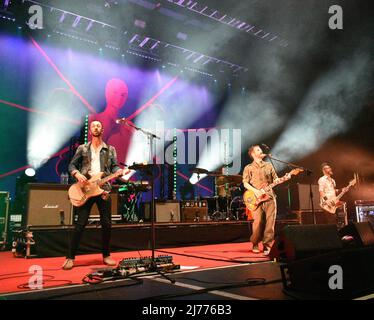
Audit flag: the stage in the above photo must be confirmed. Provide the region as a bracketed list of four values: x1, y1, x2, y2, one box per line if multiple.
[0, 0, 373, 303]
[0, 241, 274, 298]
[20, 219, 298, 258]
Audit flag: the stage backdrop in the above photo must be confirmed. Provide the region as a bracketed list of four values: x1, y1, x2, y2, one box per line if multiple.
[0, 33, 221, 199]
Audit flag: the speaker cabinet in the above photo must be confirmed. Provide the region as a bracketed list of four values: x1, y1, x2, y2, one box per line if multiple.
[292, 210, 336, 225]
[290, 184, 320, 211]
[339, 222, 374, 247]
[270, 224, 342, 262]
[182, 200, 208, 222]
[27, 184, 73, 226]
[155, 201, 181, 223]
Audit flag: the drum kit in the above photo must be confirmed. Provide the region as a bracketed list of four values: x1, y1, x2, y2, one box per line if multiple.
[190, 167, 247, 221]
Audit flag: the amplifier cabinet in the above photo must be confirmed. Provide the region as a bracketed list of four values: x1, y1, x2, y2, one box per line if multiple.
[181, 200, 208, 222]
[27, 184, 73, 226]
[155, 200, 181, 223]
[0, 192, 10, 246]
[290, 184, 321, 211]
[292, 210, 336, 225]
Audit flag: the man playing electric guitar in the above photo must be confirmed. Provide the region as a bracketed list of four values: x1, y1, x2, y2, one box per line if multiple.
[62, 120, 125, 270]
[318, 163, 350, 230]
[242, 145, 279, 255]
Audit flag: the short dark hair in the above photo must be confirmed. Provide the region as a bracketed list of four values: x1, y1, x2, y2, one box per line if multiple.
[248, 145, 259, 160]
[321, 162, 331, 171]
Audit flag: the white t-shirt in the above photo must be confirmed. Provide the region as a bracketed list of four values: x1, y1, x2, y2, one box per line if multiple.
[90, 144, 103, 175]
[318, 175, 336, 200]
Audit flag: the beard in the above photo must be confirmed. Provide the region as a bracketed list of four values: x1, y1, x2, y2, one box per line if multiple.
[92, 131, 102, 137]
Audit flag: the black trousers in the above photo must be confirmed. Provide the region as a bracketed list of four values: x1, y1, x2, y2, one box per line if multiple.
[67, 195, 112, 259]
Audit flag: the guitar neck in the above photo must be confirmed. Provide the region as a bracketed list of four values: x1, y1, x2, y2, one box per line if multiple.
[264, 173, 291, 191]
[98, 172, 120, 186]
[336, 185, 351, 200]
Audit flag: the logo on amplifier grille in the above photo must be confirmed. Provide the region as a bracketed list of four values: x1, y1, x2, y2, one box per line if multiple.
[43, 204, 59, 209]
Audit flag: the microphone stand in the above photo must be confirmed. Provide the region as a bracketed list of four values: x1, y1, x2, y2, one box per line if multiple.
[117, 120, 174, 283]
[266, 155, 316, 224]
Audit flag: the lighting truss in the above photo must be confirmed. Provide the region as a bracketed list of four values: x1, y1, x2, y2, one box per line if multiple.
[18, 0, 248, 76]
[166, 0, 289, 47]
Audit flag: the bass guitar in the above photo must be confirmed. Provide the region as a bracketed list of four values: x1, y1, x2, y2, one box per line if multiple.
[320, 177, 356, 214]
[68, 170, 124, 207]
[243, 168, 304, 213]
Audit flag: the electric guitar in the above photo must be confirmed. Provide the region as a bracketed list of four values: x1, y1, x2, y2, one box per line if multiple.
[320, 178, 356, 214]
[68, 170, 124, 207]
[243, 168, 304, 213]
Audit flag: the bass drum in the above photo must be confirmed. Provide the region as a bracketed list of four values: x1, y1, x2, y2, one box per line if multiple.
[229, 196, 248, 221]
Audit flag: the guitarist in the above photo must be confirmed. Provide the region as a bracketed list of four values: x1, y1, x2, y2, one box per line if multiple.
[318, 163, 348, 229]
[242, 145, 279, 255]
[62, 120, 124, 270]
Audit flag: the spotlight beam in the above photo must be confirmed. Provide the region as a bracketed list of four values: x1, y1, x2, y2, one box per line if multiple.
[0, 165, 31, 179]
[126, 76, 179, 121]
[177, 171, 213, 194]
[29, 36, 97, 114]
[0, 144, 75, 180]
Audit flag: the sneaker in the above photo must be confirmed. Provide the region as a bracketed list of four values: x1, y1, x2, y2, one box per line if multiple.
[263, 245, 271, 256]
[62, 259, 74, 270]
[103, 256, 117, 266]
[252, 245, 260, 254]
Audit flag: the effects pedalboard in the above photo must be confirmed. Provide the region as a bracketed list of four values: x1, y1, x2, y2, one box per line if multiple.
[85, 255, 180, 283]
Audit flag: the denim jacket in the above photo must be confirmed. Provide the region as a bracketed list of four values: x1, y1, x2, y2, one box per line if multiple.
[68, 141, 120, 190]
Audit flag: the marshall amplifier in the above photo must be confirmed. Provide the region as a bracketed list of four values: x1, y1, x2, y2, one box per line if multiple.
[181, 200, 208, 222]
[27, 183, 73, 226]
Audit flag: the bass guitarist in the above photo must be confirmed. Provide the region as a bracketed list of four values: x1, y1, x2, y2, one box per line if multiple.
[242, 145, 279, 255]
[62, 120, 124, 270]
[318, 163, 349, 230]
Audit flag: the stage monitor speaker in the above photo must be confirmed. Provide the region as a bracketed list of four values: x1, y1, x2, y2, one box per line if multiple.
[181, 200, 208, 222]
[155, 201, 181, 223]
[290, 183, 320, 211]
[281, 246, 374, 299]
[27, 184, 73, 226]
[339, 222, 374, 247]
[270, 224, 342, 262]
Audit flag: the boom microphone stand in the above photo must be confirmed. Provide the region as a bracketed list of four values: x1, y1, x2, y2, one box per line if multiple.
[265, 154, 316, 224]
[117, 119, 175, 283]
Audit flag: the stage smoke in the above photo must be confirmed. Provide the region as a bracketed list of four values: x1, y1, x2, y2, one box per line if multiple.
[272, 50, 373, 166]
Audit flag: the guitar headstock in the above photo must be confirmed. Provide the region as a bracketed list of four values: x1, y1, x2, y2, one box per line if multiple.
[289, 168, 304, 176]
[349, 177, 357, 187]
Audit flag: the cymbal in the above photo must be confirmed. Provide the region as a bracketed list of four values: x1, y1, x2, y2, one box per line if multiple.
[206, 172, 222, 176]
[190, 167, 209, 174]
[216, 174, 242, 183]
[217, 182, 240, 187]
[128, 163, 154, 170]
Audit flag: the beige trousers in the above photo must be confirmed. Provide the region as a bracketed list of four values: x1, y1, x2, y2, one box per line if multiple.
[250, 199, 277, 246]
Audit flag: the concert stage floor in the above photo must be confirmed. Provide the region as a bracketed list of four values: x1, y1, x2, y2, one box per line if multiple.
[0, 241, 273, 297]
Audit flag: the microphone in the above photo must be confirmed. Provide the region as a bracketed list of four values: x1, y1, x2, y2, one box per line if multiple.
[115, 117, 128, 124]
[261, 153, 272, 159]
[261, 143, 271, 151]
